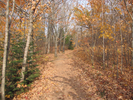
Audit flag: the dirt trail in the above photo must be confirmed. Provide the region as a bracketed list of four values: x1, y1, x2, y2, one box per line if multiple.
[14, 50, 101, 100]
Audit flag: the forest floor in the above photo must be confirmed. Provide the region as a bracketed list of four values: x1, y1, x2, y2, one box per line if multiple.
[13, 50, 103, 100]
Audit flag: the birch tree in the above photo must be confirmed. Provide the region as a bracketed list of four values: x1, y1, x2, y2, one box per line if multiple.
[1, 0, 9, 99]
[1, 0, 15, 99]
[21, 0, 40, 81]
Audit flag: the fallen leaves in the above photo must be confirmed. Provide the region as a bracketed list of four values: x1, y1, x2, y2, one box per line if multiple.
[73, 49, 133, 99]
[5, 95, 10, 98]
[17, 84, 27, 88]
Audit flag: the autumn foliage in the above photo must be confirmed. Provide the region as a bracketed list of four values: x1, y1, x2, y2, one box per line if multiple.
[0, 0, 133, 99]
[72, 0, 133, 99]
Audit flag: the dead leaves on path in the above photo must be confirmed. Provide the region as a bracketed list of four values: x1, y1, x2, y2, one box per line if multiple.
[14, 50, 132, 100]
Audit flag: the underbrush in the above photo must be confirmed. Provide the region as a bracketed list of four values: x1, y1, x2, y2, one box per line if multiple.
[73, 47, 133, 99]
[0, 35, 44, 100]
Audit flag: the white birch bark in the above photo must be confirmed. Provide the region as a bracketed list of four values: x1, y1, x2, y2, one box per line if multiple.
[21, 3, 33, 81]
[47, 17, 51, 54]
[1, 0, 9, 99]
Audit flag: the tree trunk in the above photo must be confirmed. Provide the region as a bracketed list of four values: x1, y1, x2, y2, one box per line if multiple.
[107, 44, 109, 67]
[92, 25, 94, 66]
[102, 0, 105, 69]
[45, 35, 47, 54]
[59, 28, 62, 53]
[132, 3, 133, 67]
[47, 34, 50, 54]
[63, 34, 66, 53]
[76, 33, 78, 48]
[21, 5, 33, 81]
[63, 27, 67, 53]
[120, 24, 123, 73]
[55, 36, 58, 57]
[1, 0, 9, 99]
[116, 36, 119, 79]
[47, 20, 51, 54]
[128, 28, 130, 65]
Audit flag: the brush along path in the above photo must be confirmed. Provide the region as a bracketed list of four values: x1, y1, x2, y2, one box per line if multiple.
[14, 50, 102, 100]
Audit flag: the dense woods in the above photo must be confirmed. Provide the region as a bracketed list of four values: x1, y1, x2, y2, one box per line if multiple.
[73, 0, 133, 99]
[0, 0, 133, 100]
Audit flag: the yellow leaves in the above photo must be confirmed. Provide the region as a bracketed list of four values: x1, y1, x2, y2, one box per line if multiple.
[115, 7, 122, 15]
[106, 8, 110, 13]
[119, 11, 122, 15]
[42, 75, 45, 78]
[33, 24, 37, 28]
[78, 40, 80, 43]
[43, 4, 47, 7]
[74, 7, 91, 25]
[5, 95, 10, 98]
[124, 84, 127, 86]
[87, 2, 90, 5]
[92, 18, 95, 22]
[99, 23, 114, 40]
[115, 7, 120, 11]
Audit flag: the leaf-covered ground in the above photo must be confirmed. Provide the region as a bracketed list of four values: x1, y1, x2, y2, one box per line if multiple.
[13, 50, 103, 100]
[73, 49, 133, 100]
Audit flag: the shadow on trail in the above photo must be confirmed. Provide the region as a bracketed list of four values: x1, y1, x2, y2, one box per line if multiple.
[48, 76, 91, 100]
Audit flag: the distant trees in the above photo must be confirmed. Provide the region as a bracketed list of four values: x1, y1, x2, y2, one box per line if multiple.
[72, 0, 133, 99]
[73, 0, 133, 75]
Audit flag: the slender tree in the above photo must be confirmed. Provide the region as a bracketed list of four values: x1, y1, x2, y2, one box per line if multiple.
[1, 0, 9, 99]
[102, 0, 105, 69]
[21, 0, 40, 81]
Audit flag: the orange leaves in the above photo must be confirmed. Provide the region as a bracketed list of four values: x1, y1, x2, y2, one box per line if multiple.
[31, 1, 36, 10]
[74, 46, 133, 99]
[0, 1, 6, 8]
[17, 84, 27, 88]
[98, 23, 114, 40]
[128, 0, 133, 4]
[74, 6, 91, 26]
[17, 84, 21, 88]
[16, 0, 20, 5]
[115, 7, 122, 15]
